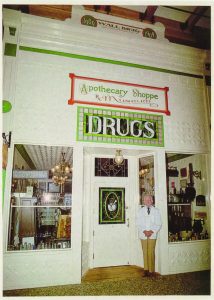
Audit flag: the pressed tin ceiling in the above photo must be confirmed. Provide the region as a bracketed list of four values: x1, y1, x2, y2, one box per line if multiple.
[15, 144, 73, 171]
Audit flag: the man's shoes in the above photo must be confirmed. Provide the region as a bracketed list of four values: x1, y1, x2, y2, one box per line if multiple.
[148, 272, 159, 277]
[143, 270, 149, 277]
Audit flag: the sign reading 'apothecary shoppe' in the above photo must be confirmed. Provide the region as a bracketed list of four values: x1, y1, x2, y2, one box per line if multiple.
[77, 106, 164, 147]
[68, 74, 170, 115]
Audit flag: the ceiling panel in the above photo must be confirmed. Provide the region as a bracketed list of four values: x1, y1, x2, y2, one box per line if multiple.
[23, 145, 73, 171]
[155, 6, 191, 22]
[119, 5, 147, 13]
[196, 16, 211, 28]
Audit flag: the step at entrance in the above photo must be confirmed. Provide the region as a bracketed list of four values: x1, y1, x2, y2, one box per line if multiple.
[82, 265, 144, 282]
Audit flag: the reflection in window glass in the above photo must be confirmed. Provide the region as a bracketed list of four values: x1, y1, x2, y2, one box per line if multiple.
[166, 153, 210, 242]
[8, 144, 73, 251]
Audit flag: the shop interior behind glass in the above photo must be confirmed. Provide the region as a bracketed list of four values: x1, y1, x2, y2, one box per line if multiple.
[8, 144, 73, 251]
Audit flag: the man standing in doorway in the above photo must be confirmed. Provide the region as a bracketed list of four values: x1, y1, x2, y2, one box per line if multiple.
[136, 194, 162, 277]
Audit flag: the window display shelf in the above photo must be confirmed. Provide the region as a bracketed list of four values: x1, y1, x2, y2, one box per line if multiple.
[169, 238, 210, 244]
[168, 203, 191, 206]
[11, 205, 72, 208]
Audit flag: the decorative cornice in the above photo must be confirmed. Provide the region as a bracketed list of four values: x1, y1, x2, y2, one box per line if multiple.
[3, 8, 209, 76]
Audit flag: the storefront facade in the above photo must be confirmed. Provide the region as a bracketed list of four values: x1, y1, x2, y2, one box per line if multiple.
[3, 6, 211, 290]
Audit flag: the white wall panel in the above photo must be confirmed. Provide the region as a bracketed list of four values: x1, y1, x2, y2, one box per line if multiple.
[168, 240, 210, 274]
[13, 50, 209, 153]
[3, 250, 75, 290]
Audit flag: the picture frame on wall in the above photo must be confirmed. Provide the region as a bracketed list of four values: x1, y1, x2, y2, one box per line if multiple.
[48, 182, 60, 193]
[180, 179, 187, 188]
[196, 195, 206, 206]
[180, 167, 187, 178]
[99, 187, 125, 224]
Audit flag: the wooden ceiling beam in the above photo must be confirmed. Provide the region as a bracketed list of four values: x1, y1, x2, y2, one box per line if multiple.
[181, 6, 209, 31]
[84, 5, 141, 20]
[29, 5, 72, 21]
[140, 6, 158, 23]
[82, 5, 210, 49]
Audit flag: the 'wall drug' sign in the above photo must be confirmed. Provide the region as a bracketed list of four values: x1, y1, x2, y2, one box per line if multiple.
[68, 74, 170, 115]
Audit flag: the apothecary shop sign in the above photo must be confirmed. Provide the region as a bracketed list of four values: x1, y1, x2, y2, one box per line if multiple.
[77, 106, 164, 147]
[68, 74, 170, 115]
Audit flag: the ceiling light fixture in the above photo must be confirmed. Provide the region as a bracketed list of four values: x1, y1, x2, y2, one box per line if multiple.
[51, 152, 72, 186]
[114, 149, 124, 166]
[139, 166, 150, 177]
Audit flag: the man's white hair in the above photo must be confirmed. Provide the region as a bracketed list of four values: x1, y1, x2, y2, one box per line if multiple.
[143, 194, 153, 202]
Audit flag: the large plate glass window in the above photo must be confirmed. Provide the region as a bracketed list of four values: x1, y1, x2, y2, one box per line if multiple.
[8, 144, 73, 251]
[166, 153, 210, 243]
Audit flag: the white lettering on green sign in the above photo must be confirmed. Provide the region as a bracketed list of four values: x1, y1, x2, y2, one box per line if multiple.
[87, 115, 155, 139]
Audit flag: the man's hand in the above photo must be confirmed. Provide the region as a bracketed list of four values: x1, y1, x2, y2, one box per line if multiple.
[143, 230, 154, 237]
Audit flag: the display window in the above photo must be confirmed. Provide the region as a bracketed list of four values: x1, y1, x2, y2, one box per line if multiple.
[7, 144, 73, 251]
[166, 153, 210, 242]
[139, 155, 155, 206]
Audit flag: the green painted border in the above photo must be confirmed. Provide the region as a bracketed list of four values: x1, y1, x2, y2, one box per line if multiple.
[99, 187, 125, 224]
[5, 43, 17, 57]
[15, 145, 36, 170]
[2, 169, 6, 208]
[19, 45, 203, 79]
[77, 106, 164, 147]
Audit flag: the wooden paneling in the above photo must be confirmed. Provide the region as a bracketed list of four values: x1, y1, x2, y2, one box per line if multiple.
[82, 266, 144, 282]
[29, 5, 72, 21]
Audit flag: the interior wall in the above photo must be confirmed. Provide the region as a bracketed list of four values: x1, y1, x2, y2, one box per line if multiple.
[13, 147, 31, 170]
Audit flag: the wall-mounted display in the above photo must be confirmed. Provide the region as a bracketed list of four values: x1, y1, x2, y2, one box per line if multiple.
[48, 182, 60, 193]
[180, 179, 187, 188]
[180, 167, 187, 178]
[99, 187, 125, 224]
[196, 195, 206, 206]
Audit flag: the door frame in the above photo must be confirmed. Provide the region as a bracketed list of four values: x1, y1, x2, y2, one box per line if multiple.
[87, 150, 158, 269]
[89, 152, 132, 268]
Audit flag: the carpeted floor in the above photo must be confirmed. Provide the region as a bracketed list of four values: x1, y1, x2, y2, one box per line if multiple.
[3, 270, 210, 296]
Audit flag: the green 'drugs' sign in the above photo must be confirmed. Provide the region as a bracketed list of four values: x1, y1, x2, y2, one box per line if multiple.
[77, 106, 164, 147]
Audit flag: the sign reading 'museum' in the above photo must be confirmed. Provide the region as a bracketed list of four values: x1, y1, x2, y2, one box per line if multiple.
[68, 74, 170, 115]
[77, 106, 164, 147]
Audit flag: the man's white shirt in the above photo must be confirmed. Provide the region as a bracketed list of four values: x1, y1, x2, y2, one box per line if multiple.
[136, 205, 162, 240]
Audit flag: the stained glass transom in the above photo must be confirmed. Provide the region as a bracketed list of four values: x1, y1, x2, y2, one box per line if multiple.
[95, 158, 128, 177]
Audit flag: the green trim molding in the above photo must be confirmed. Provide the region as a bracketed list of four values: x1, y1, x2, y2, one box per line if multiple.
[2, 169, 6, 208]
[5, 43, 17, 57]
[19, 45, 203, 79]
[15, 144, 36, 170]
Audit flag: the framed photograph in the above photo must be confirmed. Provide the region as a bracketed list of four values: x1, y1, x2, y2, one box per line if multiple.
[180, 167, 187, 178]
[196, 195, 206, 206]
[180, 179, 187, 188]
[195, 211, 207, 219]
[48, 182, 60, 193]
[99, 187, 125, 224]
[39, 181, 47, 192]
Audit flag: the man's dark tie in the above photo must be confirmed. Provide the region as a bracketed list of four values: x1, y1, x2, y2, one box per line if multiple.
[147, 207, 150, 215]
